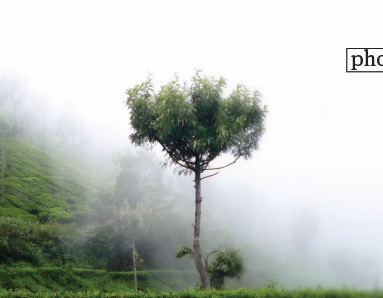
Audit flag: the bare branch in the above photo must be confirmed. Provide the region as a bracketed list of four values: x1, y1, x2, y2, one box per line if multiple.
[200, 171, 219, 181]
[204, 246, 222, 268]
[204, 155, 241, 171]
[200, 152, 218, 170]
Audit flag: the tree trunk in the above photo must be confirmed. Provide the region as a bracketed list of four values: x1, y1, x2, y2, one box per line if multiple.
[133, 238, 138, 293]
[42, 116, 45, 153]
[1, 138, 6, 205]
[193, 170, 210, 289]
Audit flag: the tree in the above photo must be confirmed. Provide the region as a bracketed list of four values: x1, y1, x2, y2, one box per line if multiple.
[114, 203, 150, 293]
[125, 71, 266, 289]
[113, 150, 166, 208]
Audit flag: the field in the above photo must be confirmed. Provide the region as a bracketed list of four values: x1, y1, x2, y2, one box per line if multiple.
[2, 287, 383, 298]
[0, 268, 198, 295]
[0, 105, 379, 298]
[0, 268, 382, 298]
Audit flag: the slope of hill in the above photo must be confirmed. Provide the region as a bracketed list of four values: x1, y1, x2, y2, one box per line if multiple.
[0, 136, 109, 268]
[0, 137, 100, 223]
[0, 136, 198, 293]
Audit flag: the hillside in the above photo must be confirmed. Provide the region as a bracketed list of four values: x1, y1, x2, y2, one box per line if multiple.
[0, 136, 199, 294]
[0, 137, 100, 223]
[0, 136, 110, 268]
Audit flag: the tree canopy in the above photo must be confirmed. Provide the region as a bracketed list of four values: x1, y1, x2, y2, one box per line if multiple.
[126, 72, 267, 175]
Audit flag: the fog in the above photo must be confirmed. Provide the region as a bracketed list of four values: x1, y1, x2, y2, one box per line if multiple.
[1, 0, 383, 290]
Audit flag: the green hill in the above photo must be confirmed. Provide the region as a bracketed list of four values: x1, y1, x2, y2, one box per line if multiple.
[0, 137, 100, 223]
[0, 136, 198, 293]
[0, 136, 107, 268]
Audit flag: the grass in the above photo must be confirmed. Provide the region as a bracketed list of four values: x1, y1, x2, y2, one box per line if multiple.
[2, 287, 383, 298]
[0, 267, 198, 294]
[0, 267, 382, 298]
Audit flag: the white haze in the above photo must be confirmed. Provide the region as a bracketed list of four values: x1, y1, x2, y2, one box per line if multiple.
[1, 0, 383, 289]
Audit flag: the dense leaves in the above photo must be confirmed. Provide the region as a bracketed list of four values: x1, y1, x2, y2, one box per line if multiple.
[208, 249, 245, 289]
[175, 246, 193, 259]
[0, 218, 78, 266]
[126, 72, 267, 173]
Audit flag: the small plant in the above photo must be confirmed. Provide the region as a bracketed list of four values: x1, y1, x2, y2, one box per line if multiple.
[176, 245, 193, 258]
[207, 248, 244, 290]
[267, 279, 278, 289]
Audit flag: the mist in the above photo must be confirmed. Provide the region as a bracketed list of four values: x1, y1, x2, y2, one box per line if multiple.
[1, 0, 383, 292]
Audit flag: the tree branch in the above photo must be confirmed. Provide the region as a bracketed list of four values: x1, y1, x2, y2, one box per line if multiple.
[155, 138, 195, 171]
[204, 246, 222, 269]
[204, 155, 241, 171]
[200, 152, 221, 172]
[200, 171, 219, 181]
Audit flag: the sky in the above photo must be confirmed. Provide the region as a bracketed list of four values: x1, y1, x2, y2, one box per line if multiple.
[1, 0, 383, 288]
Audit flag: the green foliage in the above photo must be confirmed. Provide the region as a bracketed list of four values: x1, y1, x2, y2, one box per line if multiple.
[0, 217, 88, 267]
[126, 72, 266, 288]
[176, 246, 193, 258]
[126, 71, 267, 173]
[0, 137, 99, 224]
[207, 249, 245, 290]
[0, 268, 198, 294]
[1, 286, 383, 298]
[86, 150, 191, 272]
[0, 134, 193, 272]
[267, 279, 279, 289]
[0, 218, 56, 266]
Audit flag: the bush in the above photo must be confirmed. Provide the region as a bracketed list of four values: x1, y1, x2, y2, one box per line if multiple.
[0, 218, 85, 267]
[207, 248, 244, 290]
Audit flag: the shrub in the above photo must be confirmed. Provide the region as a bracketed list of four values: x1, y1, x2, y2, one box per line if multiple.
[207, 248, 244, 290]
